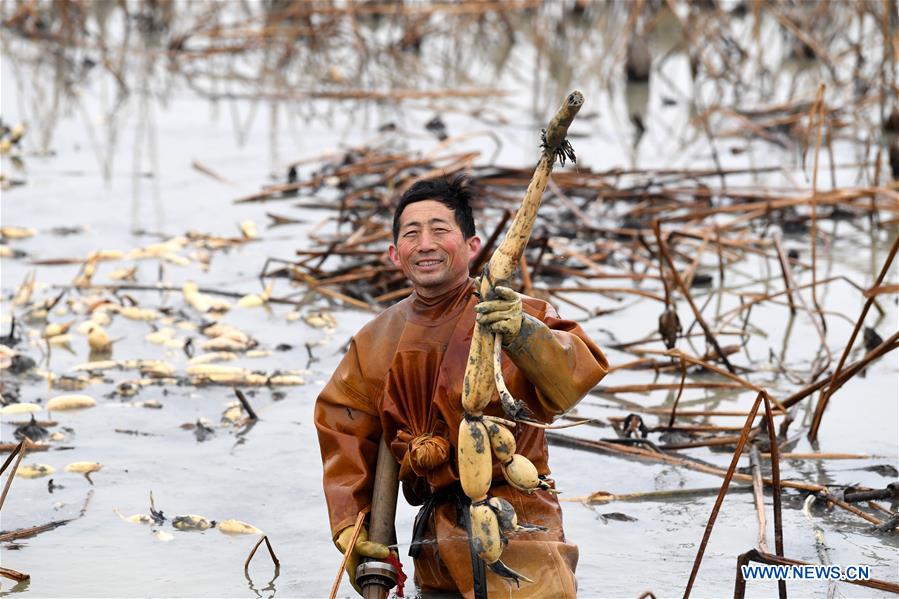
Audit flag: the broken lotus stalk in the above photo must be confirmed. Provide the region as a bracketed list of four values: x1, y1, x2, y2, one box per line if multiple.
[456, 91, 584, 584]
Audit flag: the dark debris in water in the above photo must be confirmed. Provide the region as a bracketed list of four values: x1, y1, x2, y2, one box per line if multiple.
[425, 114, 448, 141]
[48, 226, 85, 236]
[690, 273, 713, 288]
[600, 512, 638, 523]
[859, 464, 899, 478]
[181, 419, 215, 442]
[1, 380, 22, 404]
[149, 492, 166, 525]
[0, 317, 21, 347]
[8, 354, 36, 374]
[14, 415, 48, 442]
[150, 507, 166, 525]
[114, 428, 160, 437]
[658, 430, 692, 445]
[863, 327, 884, 353]
[620, 414, 648, 439]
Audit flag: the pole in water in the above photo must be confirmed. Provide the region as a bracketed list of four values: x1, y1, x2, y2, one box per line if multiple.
[358, 437, 400, 599]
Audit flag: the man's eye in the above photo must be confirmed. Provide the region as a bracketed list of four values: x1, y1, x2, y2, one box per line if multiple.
[403, 231, 418, 238]
[434, 228, 449, 234]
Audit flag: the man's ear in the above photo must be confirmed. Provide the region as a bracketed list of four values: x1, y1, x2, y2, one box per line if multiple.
[388, 244, 401, 268]
[467, 236, 482, 260]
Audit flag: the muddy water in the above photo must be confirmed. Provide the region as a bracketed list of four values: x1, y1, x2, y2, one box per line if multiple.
[2, 4, 898, 598]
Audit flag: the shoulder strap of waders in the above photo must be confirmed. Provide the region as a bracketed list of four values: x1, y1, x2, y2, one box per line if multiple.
[408, 494, 436, 559]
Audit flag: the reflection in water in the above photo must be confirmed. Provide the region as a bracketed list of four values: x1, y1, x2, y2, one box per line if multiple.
[233, 418, 259, 449]
[0, 578, 31, 596]
[3, 0, 888, 185]
[245, 565, 280, 599]
[625, 79, 650, 155]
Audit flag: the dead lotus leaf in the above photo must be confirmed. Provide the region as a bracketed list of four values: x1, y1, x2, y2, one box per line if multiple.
[218, 519, 262, 535]
[65, 461, 102, 474]
[1, 226, 37, 239]
[239, 220, 258, 239]
[52, 375, 92, 391]
[172, 514, 214, 531]
[48, 333, 74, 347]
[108, 266, 138, 281]
[183, 282, 213, 313]
[139, 360, 175, 378]
[145, 328, 176, 344]
[16, 463, 55, 479]
[202, 323, 250, 345]
[268, 373, 304, 386]
[71, 359, 119, 371]
[117, 306, 161, 321]
[42, 320, 75, 338]
[117, 510, 154, 525]
[47, 394, 96, 411]
[201, 336, 250, 352]
[1, 402, 42, 415]
[221, 401, 244, 424]
[188, 352, 237, 365]
[186, 364, 245, 377]
[303, 310, 337, 330]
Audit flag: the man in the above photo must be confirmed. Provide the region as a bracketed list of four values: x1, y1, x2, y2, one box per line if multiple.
[315, 175, 608, 597]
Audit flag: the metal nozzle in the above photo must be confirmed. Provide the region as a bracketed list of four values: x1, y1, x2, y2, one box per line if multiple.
[356, 560, 397, 599]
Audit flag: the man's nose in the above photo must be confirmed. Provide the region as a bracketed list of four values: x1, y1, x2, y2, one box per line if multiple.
[418, 231, 437, 251]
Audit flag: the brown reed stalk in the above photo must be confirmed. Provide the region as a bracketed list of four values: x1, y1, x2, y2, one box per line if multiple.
[809, 84, 827, 336]
[761, 392, 786, 599]
[666, 356, 688, 429]
[808, 236, 899, 439]
[0, 440, 29, 511]
[682, 390, 786, 599]
[654, 222, 735, 373]
[783, 330, 899, 409]
[749, 445, 769, 553]
[245, 534, 281, 572]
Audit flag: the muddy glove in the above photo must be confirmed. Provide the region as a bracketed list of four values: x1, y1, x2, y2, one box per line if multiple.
[335, 524, 390, 595]
[474, 285, 523, 340]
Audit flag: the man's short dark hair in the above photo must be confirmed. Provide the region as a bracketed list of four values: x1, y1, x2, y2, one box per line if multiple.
[392, 175, 477, 242]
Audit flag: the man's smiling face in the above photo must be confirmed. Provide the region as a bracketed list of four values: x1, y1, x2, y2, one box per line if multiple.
[388, 199, 481, 299]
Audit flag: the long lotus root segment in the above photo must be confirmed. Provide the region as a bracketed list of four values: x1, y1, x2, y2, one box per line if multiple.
[501, 454, 554, 493]
[457, 414, 492, 501]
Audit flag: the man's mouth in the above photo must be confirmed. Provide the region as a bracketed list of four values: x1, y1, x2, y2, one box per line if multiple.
[415, 259, 443, 269]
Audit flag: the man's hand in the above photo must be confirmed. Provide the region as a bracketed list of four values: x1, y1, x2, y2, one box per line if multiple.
[335, 524, 390, 594]
[474, 285, 523, 340]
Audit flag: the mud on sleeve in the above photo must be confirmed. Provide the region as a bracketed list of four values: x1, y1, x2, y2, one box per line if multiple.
[314, 338, 382, 538]
[503, 303, 609, 420]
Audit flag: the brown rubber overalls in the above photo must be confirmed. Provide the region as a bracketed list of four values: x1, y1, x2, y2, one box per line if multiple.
[315, 278, 608, 597]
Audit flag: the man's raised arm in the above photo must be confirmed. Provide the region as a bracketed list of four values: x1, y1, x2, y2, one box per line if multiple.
[475, 287, 609, 420]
